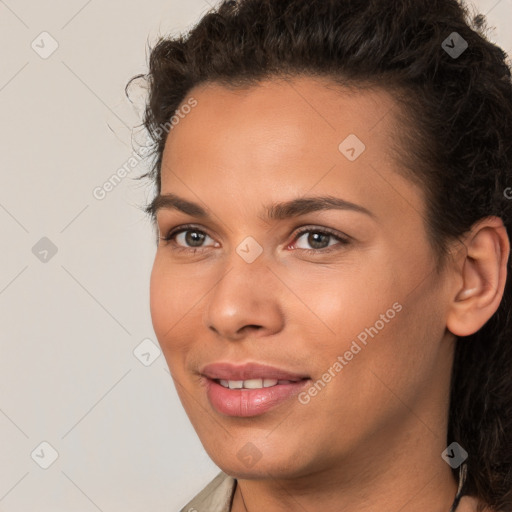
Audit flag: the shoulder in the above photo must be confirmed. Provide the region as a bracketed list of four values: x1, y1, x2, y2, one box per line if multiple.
[178, 471, 237, 512]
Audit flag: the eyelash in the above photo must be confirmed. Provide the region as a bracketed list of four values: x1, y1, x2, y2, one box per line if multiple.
[159, 223, 350, 255]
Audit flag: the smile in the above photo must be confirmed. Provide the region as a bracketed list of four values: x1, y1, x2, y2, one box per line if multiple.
[217, 378, 296, 389]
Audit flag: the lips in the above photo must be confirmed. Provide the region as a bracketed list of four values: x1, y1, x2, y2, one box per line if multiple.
[201, 362, 309, 381]
[200, 362, 311, 417]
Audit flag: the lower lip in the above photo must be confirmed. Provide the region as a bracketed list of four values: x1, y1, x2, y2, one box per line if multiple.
[204, 378, 310, 417]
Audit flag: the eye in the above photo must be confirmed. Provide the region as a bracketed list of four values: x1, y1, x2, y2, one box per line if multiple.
[289, 227, 350, 253]
[159, 224, 218, 252]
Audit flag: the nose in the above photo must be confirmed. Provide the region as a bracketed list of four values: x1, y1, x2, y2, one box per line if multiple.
[203, 256, 285, 341]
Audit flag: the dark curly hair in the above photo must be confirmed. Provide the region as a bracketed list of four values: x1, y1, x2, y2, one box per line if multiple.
[128, 0, 512, 509]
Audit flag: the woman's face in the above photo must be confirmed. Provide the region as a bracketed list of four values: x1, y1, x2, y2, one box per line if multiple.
[149, 77, 457, 479]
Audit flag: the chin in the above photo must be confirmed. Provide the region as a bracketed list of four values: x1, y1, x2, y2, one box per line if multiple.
[206, 442, 315, 481]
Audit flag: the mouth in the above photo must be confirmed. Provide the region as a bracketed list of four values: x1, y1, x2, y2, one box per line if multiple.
[213, 378, 303, 389]
[200, 362, 311, 417]
[200, 361, 310, 382]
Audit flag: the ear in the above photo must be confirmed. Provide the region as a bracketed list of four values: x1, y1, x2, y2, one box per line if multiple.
[446, 216, 510, 337]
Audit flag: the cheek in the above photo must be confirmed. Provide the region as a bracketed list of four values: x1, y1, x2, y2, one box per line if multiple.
[288, 262, 397, 351]
[299, 250, 441, 390]
[149, 258, 171, 340]
[332, 280, 446, 414]
[149, 255, 193, 356]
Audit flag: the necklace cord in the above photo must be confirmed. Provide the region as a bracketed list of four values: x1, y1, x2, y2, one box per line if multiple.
[449, 463, 468, 512]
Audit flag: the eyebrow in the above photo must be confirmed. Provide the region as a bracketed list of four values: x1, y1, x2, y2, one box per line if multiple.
[145, 192, 374, 221]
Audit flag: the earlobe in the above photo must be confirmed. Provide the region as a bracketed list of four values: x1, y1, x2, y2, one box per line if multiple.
[446, 217, 510, 338]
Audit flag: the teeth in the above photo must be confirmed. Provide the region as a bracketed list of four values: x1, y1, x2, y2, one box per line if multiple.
[243, 378, 263, 389]
[218, 378, 281, 389]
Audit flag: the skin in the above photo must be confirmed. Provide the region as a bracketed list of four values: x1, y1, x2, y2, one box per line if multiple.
[149, 76, 509, 512]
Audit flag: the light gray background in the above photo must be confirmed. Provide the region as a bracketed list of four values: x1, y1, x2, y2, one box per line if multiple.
[0, 0, 511, 510]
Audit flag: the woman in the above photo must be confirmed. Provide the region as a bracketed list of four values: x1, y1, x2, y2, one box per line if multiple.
[129, 0, 512, 510]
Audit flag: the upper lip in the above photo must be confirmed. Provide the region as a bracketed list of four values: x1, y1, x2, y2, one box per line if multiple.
[201, 362, 310, 381]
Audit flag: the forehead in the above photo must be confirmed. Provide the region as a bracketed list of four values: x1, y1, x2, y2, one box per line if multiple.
[159, 76, 424, 223]
[162, 75, 400, 169]
[167, 76, 399, 144]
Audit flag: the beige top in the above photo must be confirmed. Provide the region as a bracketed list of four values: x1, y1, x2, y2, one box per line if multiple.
[179, 472, 237, 512]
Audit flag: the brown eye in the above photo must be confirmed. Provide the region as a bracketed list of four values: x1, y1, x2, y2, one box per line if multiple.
[179, 230, 207, 247]
[160, 225, 218, 251]
[291, 227, 350, 253]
